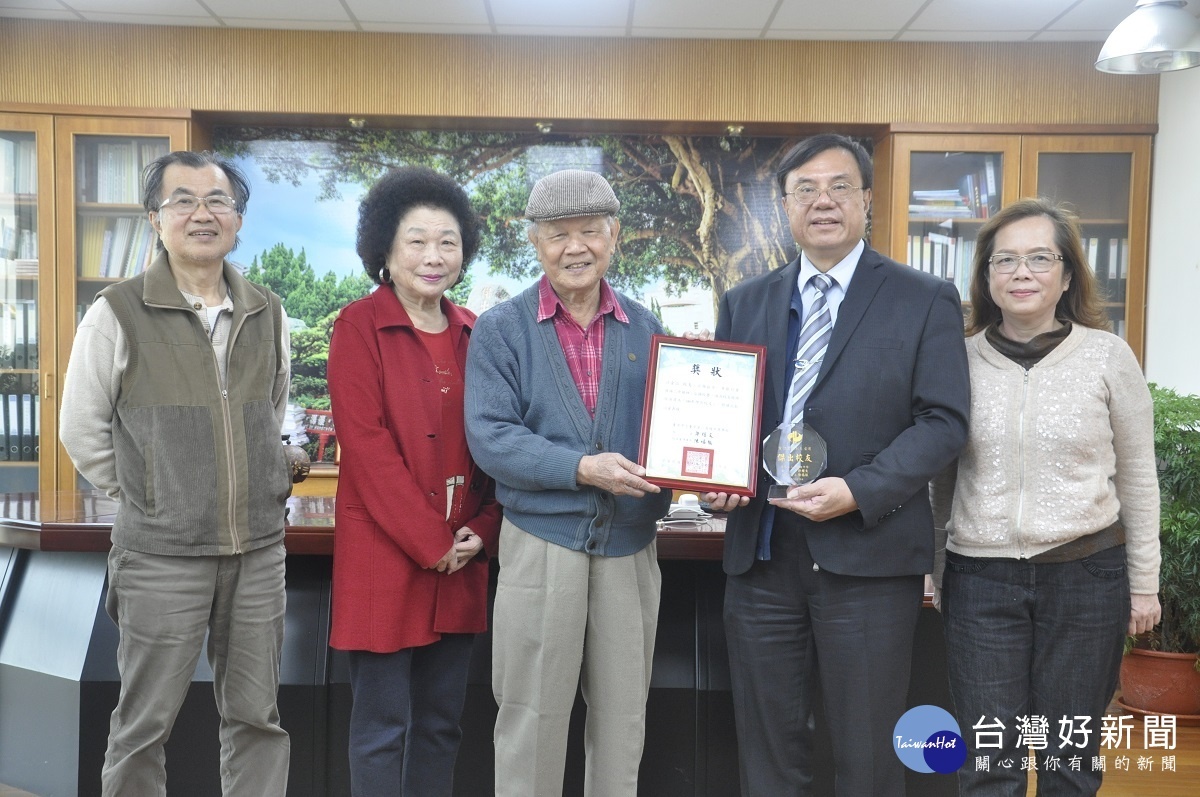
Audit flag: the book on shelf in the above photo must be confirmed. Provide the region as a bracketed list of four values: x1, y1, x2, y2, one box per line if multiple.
[78, 138, 168, 205]
[105, 217, 132, 278]
[6, 393, 18, 461]
[0, 214, 38, 261]
[97, 229, 113, 276]
[78, 215, 107, 277]
[12, 301, 24, 369]
[0, 136, 37, 195]
[909, 188, 974, 220]
[0, 302, 12, 368]
[96, 142, 136, 204]
[124, 217, 155, 277]
[0, 374, 38, 462]
[983, 157, 997, 214]
[20, 391, 32, 461]
[10, 299, 34, 370]
[1081, 235, 1129, 305]
[905, 232, 977, 298]
[24, 299, 37, 369]
[0, 391, 8, 462]
[79, 214, 156, 280]
[0, 215, 14, 259]
[17, 228, 36, 260]
[945, 154, 1000, 219]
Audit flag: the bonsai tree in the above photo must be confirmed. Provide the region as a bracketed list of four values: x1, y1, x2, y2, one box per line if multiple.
[1144, 383, 1200, 658]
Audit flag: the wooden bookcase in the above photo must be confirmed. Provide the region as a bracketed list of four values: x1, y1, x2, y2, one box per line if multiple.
[872, 132, 1151, 363]
[0, 113, 57, 495]
[0, 109, 188, 493]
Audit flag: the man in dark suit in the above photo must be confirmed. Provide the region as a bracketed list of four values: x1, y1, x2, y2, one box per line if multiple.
[704, 134, 970, 796]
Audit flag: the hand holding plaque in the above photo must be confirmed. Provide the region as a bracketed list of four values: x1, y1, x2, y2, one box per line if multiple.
[762, 418, 827, 501]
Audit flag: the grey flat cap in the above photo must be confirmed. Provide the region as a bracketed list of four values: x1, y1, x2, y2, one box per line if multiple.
[524, 169, 620, 221]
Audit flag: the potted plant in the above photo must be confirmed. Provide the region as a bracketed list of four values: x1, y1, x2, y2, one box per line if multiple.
[1119, 383, 1200, 717]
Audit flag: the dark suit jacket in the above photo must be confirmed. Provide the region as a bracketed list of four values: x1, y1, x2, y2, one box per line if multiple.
[716, 245, 970, 577]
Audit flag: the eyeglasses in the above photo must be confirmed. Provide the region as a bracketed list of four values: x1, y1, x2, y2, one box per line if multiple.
[784, 182, 861, 204]
[988, 252, 1064, 273]
[158, 194, 239, 216]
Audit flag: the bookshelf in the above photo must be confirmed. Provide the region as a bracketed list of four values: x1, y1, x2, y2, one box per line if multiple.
[75, 138, 168, 282]
[54, 116, 187, 491]
[0, 112, 189, 493]
[1022, 136, 1151, 352]
[874, 133, 1150, 363]
[0, 114, 55, 494]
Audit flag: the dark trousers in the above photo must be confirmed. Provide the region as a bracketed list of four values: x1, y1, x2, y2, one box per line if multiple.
[724, 516, 924, 797]
[346, 634, 475, 797]
[942, 546, 1130, 797]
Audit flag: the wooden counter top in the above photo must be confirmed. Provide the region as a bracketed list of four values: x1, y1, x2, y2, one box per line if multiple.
[0, 490, 726, 560]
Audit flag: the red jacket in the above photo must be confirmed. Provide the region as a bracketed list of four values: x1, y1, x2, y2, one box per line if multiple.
[327, 286, 501, 652]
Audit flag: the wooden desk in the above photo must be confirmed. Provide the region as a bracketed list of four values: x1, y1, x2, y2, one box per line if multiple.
[0, 489, 726, 559]
[0, 490, 950, 797]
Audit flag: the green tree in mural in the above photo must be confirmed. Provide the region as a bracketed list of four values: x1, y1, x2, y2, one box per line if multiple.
[218, 129, 803, 312]
[290, 312, 337, 461]
[289, 312, 335, 411]
[245, 242, 374, 460]
[246, 243, 373, 328]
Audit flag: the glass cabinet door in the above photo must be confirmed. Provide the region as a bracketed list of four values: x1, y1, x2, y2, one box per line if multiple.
[1022, 136, 1151, 359]
[54, 116, 188, 491]
[0, 114, 54, 494]
[887, 135, 1021, 299]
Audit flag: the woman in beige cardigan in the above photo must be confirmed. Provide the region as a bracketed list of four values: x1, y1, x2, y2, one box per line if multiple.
[932, 198, 1160, 797]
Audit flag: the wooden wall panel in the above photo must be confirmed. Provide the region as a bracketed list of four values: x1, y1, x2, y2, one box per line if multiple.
[0, 20, 1158, 128]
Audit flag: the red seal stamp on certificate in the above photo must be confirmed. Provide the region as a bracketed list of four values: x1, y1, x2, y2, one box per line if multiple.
[681, 447, 715, 479]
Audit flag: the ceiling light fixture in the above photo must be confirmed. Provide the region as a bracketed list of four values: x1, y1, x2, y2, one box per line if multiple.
[348, 117, 366, 129]
[1096, 0, 1200, 74]
[725, 124, 745, 136]
[535, 122, 553, 134]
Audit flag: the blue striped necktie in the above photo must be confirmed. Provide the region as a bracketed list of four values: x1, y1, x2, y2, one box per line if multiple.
[781, 273, 833, 476]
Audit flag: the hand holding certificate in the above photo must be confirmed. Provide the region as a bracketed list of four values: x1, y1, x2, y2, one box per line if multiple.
[637, 335, 767, 497]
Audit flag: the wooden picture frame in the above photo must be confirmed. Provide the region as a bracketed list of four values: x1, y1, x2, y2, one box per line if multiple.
[638, 335, 766, 497]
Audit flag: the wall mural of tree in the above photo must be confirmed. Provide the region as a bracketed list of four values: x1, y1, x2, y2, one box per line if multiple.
[213, 126, 829, 460]
[216, 127, 804, 312]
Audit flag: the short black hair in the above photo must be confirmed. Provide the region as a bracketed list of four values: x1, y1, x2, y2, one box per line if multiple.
[141, 150, 251, 215]
[141, 151, 251, 254]
[356, 166, 481, 286]
[776, 134, 873, 195]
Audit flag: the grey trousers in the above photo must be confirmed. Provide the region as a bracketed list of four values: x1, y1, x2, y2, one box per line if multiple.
[492, 519, 661, 797]
[101, 541, 290, 797]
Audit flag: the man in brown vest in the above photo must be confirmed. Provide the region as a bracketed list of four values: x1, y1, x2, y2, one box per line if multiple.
[60, 151, 292, 797]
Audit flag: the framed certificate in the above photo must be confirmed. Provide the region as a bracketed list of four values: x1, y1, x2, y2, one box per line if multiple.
[638, 335, 767, 497]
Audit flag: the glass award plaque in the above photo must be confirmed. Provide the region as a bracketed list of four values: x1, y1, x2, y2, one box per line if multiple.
[762, 421, 827, 500]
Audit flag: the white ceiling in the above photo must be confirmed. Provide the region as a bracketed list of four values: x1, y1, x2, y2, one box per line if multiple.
[2, 0, 1196, 42]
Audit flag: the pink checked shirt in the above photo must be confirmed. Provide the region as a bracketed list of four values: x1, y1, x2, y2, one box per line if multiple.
[537, 274, 629, 417]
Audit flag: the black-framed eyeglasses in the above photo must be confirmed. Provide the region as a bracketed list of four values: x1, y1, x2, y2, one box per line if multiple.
[988, 252, 1064, 273]
[158, 194, 239, 216]
[784, 182, 861, 205]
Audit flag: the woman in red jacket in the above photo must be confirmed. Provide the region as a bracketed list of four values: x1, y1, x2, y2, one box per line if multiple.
[327, 166, 501, 797]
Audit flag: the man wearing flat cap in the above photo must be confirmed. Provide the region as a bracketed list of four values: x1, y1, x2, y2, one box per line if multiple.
[466, 169, 671, 796]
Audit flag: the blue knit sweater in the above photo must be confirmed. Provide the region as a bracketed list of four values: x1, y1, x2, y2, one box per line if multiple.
[465, 283, 671, 556]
